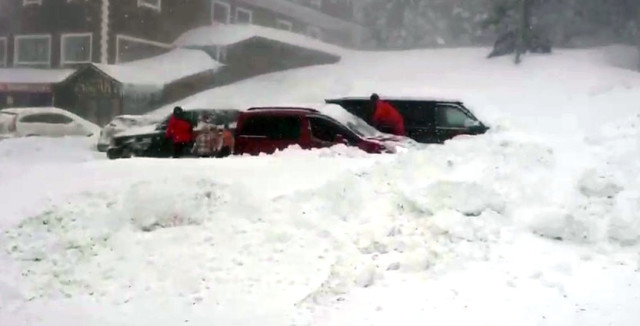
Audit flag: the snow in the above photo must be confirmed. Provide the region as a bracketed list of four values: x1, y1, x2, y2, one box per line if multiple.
[1, 45, 640, 326]
[175, 24, 345, 57]
[94, 49, 222, 86]
[0, 68, 75, 84]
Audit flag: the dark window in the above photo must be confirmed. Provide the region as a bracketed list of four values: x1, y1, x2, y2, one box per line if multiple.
[212, 1, 231, 24]
[239, 116, 301, 140]
[437, 105, 470, 128]
[393, 101, 435, 127]
[309, 117, 358, 144]
[20, 113, 73, 124]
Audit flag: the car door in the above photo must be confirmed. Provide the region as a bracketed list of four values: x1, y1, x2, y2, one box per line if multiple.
[435, 104, 478, 142]
[17, 113, 75, 137]
[236, 115, 302, 155]
[393, 101, 438, 143]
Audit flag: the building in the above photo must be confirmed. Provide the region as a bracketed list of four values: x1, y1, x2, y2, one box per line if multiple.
[0, 0, 364, 69]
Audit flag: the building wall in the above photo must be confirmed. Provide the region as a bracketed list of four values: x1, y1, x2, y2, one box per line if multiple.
[2, 0, 362, 68]
[3, 0, 102, 68]
[109, 0, 212, 63]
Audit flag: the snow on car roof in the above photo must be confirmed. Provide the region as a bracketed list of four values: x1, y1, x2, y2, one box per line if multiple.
[1, 107, 100, 133]
[327, 96, 463, 103]
[175, 24, 345, 57]
[0, 68, 75, 84]
[93, 49, 222, 86]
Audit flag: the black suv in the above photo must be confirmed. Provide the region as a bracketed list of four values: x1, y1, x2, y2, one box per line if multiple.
[107, 109, 240, 159]
[325, 97, 489, 143]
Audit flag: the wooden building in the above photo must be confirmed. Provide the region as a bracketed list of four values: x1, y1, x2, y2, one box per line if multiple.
[0, 0, 365, 70]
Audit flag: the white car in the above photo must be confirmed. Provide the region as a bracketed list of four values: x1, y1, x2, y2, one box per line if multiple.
[97, 115, 154, 152]
[0, 107, 100, 139]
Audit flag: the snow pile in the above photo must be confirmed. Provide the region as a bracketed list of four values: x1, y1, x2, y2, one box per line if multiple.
[2, 46, 640, 325]
[94, 49, 222, 86]
[175, 24, 345, 57]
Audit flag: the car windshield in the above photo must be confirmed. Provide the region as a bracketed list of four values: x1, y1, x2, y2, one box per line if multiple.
[345, 119, 381, 138]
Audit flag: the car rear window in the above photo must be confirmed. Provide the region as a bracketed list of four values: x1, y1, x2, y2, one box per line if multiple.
[238, 116, 301, 140]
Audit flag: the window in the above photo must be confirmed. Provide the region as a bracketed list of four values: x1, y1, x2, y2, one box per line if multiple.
[20, 113, 73, 124]
[395, 102, 435, 127]
[22, 0, 42, 6]
[212, 1, 231, 24]
[307, 26, 322, 40]
[0, 37, 6, 67]
[137, 0, 161, 11]
[437, 105, 471, 128]
[115, 35, 172, 63]
[276, 19, 293, 31]
[14, 35, 51, 66]
[239, 116, 301, 140]
[235, 7, 252, 24]
[308, 117, 357, 144]
[61, 33, 92, 65]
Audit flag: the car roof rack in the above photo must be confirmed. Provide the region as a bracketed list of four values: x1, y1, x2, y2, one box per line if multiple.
[247, 107, 319, 113]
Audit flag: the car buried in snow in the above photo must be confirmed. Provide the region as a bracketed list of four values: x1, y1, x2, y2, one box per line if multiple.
[0, 107, 100, 139]
[106, 108, 240, 159]
[233, 104, 413, 155]
[325, 96, 489, 143]
[97, 115, 155, 152]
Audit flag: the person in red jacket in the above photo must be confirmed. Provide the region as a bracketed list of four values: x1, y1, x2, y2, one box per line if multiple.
[371, 93, 405, 136]
[166, 106, 194, 158]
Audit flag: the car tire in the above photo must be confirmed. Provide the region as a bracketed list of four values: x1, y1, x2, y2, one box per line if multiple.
[106, 147, 122, 160]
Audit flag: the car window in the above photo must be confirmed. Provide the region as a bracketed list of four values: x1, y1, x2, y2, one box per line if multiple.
[394, 101, 435, 127]
[20, 113, 73, 124]
[437, 105, 470, 128]
[309, 117, 358, 144]
[239, 116, 301, 140]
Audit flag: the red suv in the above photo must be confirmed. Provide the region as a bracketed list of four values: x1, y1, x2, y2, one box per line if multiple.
[234, 107, 394, 155]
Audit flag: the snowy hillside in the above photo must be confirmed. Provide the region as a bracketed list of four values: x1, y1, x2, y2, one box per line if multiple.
[1, 46, 640, 326]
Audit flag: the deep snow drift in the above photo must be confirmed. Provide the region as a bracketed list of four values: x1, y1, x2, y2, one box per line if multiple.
[1, 46, 640, 326]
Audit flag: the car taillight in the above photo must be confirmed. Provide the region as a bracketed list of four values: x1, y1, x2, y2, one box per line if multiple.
[8, 116, 17, 132]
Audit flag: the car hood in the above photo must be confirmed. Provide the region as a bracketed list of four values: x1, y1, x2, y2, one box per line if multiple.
[114, 124, 160, 138]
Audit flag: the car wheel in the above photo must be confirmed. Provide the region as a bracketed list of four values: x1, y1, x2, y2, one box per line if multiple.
[121, 147, 133, 159]
[106, 147, 122, 160]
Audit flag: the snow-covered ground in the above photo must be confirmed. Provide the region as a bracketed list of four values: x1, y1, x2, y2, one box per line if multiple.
[1, 46, 640, 326]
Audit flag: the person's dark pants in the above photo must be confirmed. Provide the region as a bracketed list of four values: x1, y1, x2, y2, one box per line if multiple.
[171, 142, 190, 158]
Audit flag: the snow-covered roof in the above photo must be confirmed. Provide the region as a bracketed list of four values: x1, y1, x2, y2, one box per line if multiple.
[93, 49, 222, 86]
[238, 0, 364, 33]
[0, 68, 75, 84]
[175, 24, 344, 57]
